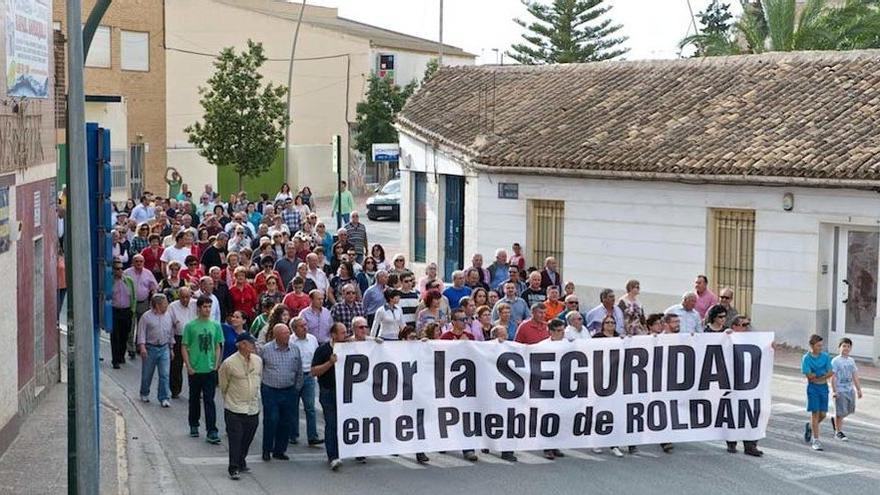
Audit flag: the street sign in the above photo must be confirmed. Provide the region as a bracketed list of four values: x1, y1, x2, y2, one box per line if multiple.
[372, 143, 400, 162]
[498, 182, 519, 199]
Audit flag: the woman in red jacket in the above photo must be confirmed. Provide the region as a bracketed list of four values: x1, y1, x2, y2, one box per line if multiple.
[229, 266, 258, 322]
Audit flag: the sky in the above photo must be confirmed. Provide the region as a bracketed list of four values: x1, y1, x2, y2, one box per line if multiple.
[304, 0, 744, 64]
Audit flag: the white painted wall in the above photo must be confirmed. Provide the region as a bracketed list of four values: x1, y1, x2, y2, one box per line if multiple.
[400, 130, 880, 354]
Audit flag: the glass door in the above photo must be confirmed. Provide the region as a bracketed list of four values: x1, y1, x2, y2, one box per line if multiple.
[834, 227, 878, 358]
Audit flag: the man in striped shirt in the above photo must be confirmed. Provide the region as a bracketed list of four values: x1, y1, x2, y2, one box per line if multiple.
[343, 212, 368, 263]
[397, 271, 420, 328]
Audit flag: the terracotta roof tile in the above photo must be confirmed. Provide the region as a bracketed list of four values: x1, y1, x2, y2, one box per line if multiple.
[398, 51, 880, 186]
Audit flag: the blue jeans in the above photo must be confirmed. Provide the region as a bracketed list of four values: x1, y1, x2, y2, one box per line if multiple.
[262, 384, 296, 455]
[140, 344, 170, 402]
[319, 387, 338, 461]
[336, 213, 350, 228]
[292, 374, 319, 442]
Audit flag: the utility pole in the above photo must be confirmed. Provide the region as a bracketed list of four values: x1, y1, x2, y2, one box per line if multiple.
[67, 0, 99, 493]
[438, 0, 444, 66]
[283, 0, 307, 181]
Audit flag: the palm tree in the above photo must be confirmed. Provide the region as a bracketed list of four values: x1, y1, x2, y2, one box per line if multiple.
[681, 0, 880, 55]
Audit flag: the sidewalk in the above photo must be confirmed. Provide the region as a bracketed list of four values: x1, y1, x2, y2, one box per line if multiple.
[0, 383, 121, 495]
[773, 344, 880, 386]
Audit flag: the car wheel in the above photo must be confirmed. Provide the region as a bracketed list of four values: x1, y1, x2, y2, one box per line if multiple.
[367, 214, 377, 221]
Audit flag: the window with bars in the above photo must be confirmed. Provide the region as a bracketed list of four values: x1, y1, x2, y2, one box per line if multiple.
[709, 209, 755, 317]
[527, 200, 564, 271]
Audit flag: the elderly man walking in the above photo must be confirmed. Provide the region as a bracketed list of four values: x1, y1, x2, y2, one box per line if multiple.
[290, 317, 322, 447]
[344, 212, 368, 263]
[168, 287, 198, 398]
[259, 323, 304, 462]
[585, 289, 625, 335]
[125, 254, 159, 359]
[137, 294, 174, 407]
[219, 332, 262, 480]
[665, 292, 702, 334]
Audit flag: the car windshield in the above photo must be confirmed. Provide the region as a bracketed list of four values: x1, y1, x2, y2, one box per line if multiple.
[380, 180, 400, 194]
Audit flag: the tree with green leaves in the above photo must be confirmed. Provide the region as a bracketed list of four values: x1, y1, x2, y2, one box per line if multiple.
[507, 0, 628, 64]
[185, 40, 290, 191]
[353, 74, 415, 160]
[682, 0, 880, 56]
[684, 1, 741, 56]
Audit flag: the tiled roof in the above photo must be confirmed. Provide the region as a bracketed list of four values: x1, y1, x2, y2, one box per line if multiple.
[398, 51, 880, 186]
[217, 0, 474, 58]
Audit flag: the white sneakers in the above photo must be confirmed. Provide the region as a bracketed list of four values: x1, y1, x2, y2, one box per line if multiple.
[811, 439, 823, 451]
[160, 400, 171, 408]
[592, 448, 602, 454]
[610, 447, 624, 458]
[330, 459, 342, 471]
[140, 396, 150, 403]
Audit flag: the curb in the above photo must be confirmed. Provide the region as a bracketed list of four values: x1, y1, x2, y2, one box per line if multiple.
[100, 398, 130, 495]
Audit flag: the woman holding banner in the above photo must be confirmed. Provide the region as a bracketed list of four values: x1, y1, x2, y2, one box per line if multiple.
[591, 315, 628, 458]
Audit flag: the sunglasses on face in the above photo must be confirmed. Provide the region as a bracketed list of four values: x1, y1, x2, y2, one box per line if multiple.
[720, 295, 732, 300]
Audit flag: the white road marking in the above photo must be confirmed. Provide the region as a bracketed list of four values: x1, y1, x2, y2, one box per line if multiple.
[427, 453, 476, 468]
[559, 449, 606, 462]
[380, 455, 426, 470]
[178, 453, 326, 466]
[476, 452, 515, 465]
[514, 451, 554, 465]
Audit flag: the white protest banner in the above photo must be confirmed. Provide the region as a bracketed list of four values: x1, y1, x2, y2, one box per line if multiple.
[335, 333, 774, 458]
[5, 0, 51, 98]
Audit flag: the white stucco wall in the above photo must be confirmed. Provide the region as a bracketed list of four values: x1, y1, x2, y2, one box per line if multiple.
[166, 0, 474, 194]
[400, 131, 880, 355]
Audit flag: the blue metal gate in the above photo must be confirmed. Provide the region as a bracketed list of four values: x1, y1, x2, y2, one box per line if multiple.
[443, 175, 465, 281]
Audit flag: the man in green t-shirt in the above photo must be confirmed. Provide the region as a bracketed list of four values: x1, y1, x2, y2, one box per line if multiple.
[182, 295, 225, 443]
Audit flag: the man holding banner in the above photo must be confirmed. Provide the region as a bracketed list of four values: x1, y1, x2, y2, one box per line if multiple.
[312, 322, 349, 471]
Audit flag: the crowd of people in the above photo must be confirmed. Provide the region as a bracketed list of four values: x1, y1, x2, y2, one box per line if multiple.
[104, 177, 864, 481]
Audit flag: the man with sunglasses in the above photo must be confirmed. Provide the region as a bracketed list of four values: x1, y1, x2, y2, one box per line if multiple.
[111, 260, 137, 368]
[718, 288, 740, 327]
[725, 315, 763, 456]
[330, 283, 365, 335]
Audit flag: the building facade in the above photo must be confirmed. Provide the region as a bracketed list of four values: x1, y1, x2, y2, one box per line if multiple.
[165, 0, 474, 196]
[397, 53, 880, 362]
[0, 3, 59, 455]
[54, 0, 166, 199]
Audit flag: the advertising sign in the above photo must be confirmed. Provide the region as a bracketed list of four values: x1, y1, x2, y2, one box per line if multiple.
[5, 0, 51, 98]
[372, 143, 400, 162]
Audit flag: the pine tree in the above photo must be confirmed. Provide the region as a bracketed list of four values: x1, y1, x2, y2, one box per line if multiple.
[508, 0, 628, 64]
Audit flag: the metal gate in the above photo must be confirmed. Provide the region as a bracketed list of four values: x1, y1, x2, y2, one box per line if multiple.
[129, 143, 145, 199]
[528, 200, 565, 272]
[710, 209, 755, 316]
[443, 175, 465, 280]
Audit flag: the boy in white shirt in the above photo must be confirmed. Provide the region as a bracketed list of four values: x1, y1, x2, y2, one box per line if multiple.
[831, 338, 863, 441]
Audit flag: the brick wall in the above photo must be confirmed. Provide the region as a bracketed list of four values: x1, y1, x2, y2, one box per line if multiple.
[54, 0, 167, 193]
[54, 30, 66, 130]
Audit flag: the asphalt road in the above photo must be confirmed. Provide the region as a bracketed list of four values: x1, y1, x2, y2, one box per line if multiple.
[313, 194, 401, 254]
[100, 341, 880, 495]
